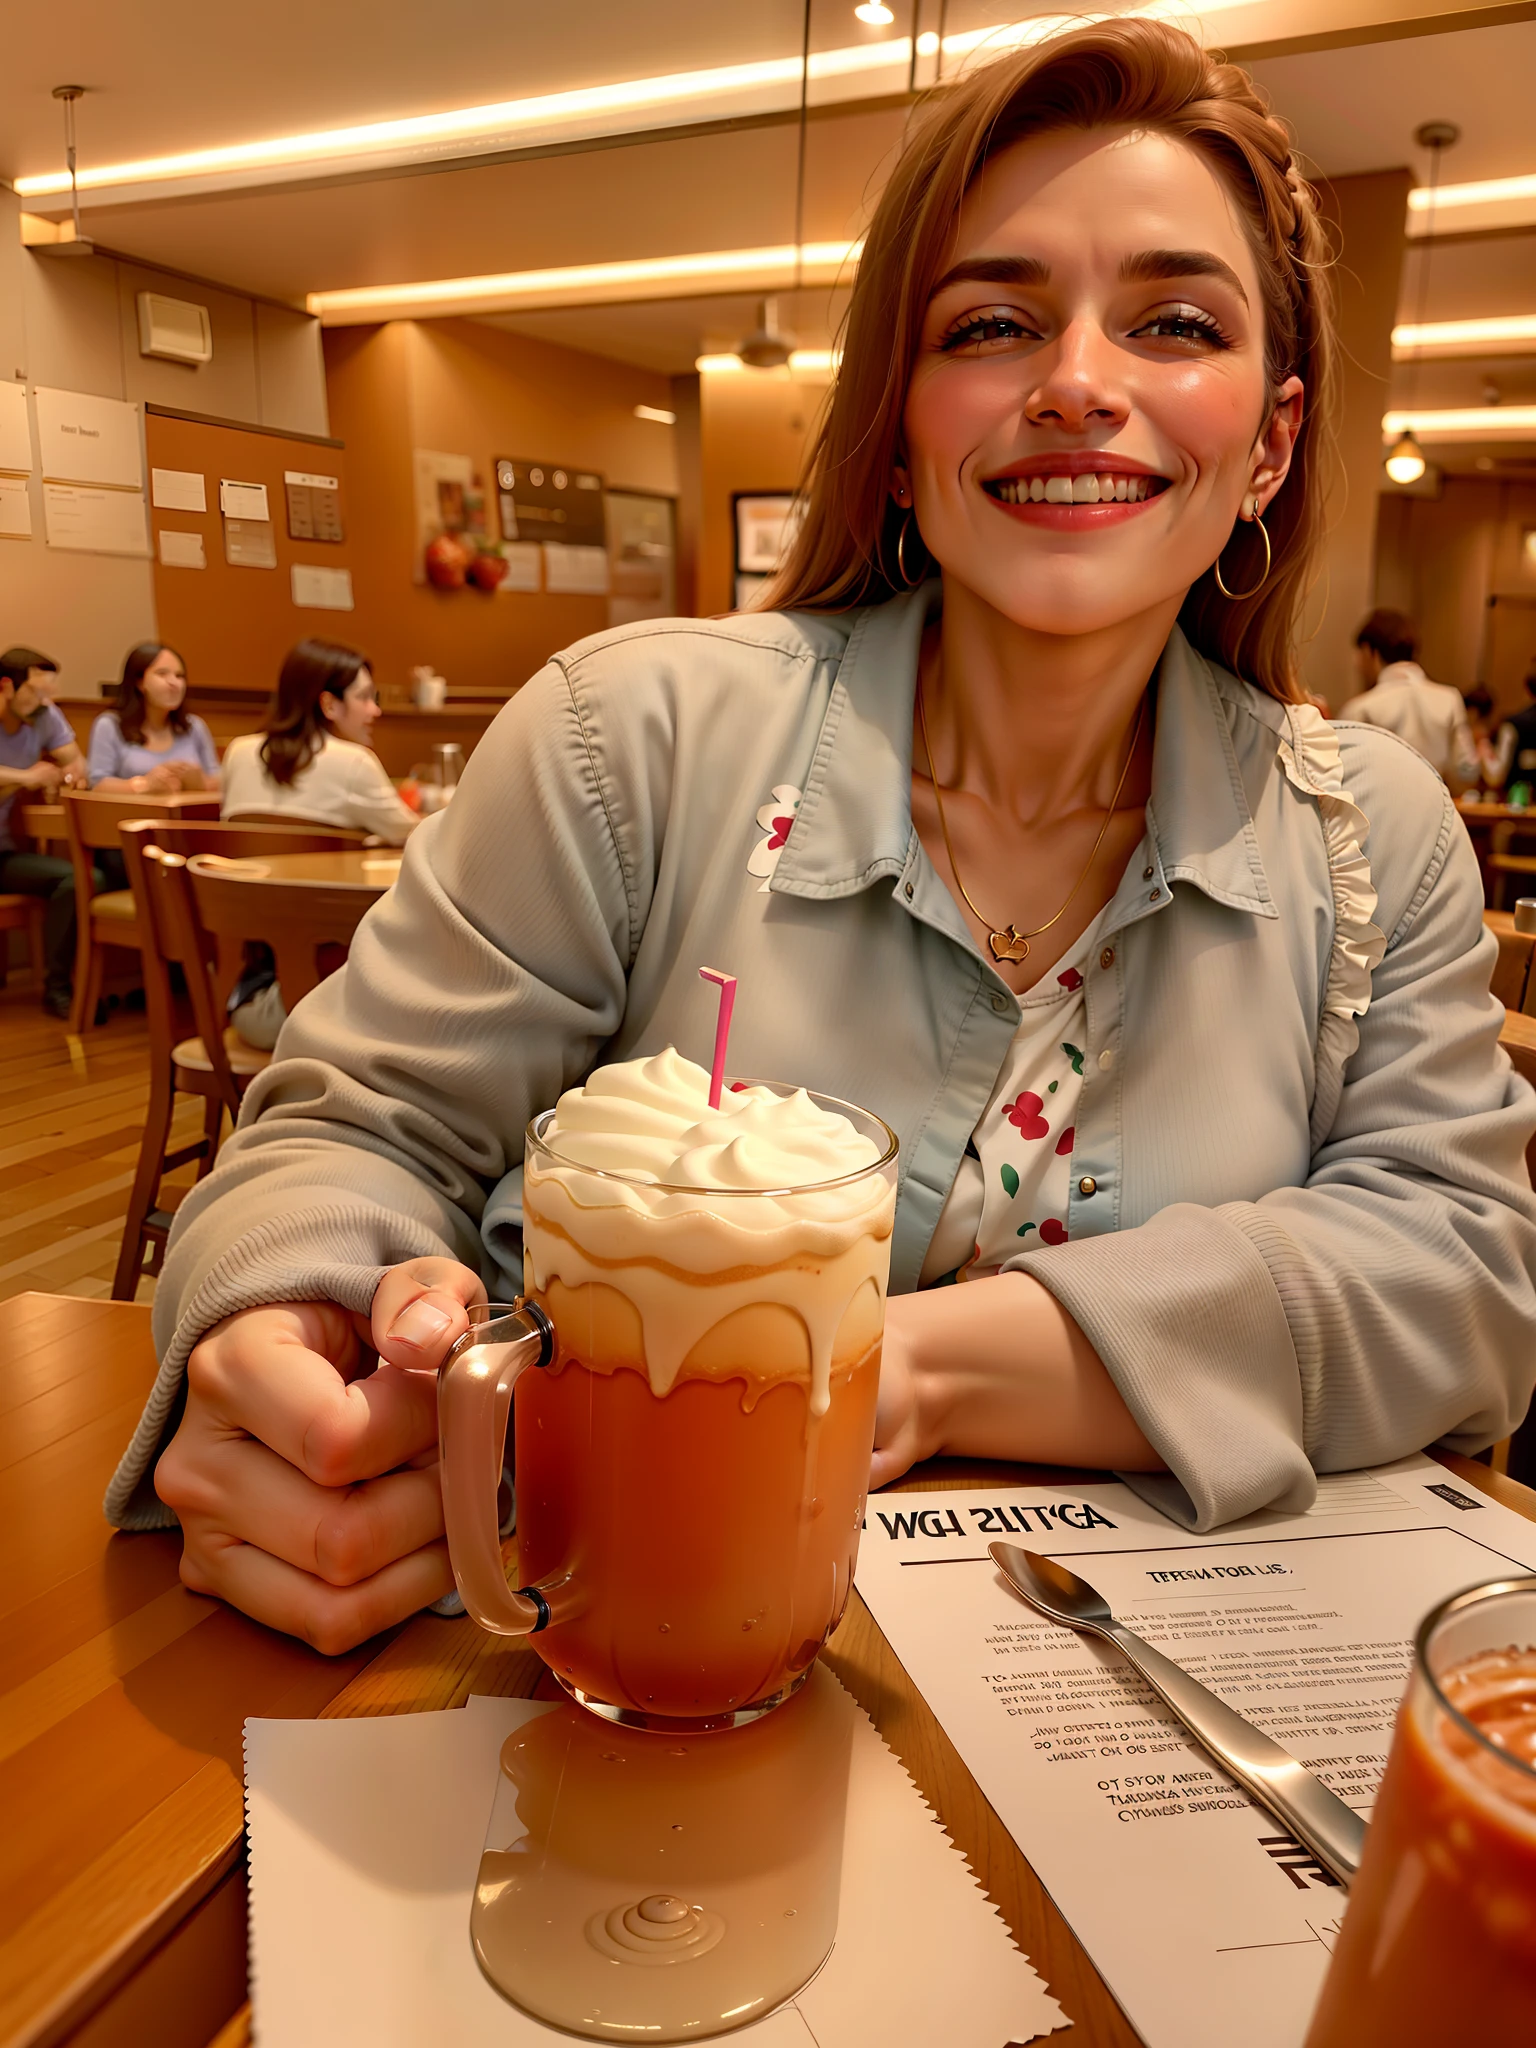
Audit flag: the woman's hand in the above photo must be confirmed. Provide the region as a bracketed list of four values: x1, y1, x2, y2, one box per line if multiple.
[869, 1274, 1163, 1492]
[154, 1257, 485, 1653]
[144, 763, 181, 793]
[871, 1305, 939, 1489]
[170, 760, 208, 790]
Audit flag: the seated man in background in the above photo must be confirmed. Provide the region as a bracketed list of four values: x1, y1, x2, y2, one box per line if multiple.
[0, 646, 88, 1017]
[1338, 609, 1479, 788]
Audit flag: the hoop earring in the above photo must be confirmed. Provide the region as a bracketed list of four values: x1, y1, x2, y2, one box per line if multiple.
[1214, 498, 1271, 602]
[895, 510, 924, 588]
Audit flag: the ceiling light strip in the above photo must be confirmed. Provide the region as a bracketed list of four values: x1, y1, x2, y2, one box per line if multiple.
[307, 241, 863, 324]
[10, 0, 1279, 208]
[1383, 406, 1536, 437]
[1392, 315, 1536, 355]
[697, 349, 839, 374]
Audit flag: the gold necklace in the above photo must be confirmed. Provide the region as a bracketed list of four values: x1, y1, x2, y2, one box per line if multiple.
[916, 678, 1147, 966]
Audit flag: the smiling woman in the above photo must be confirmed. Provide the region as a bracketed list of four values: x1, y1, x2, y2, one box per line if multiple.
[102, 19, 1536, 1659]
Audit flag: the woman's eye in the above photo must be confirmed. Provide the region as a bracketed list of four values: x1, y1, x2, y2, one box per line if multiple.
[1132, 305, 1231, 348]
[938, 308, 1040, 353]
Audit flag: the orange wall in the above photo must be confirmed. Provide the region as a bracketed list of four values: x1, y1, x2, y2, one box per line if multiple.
[324, 318, 679, 695]
[698, 369, 827, 615]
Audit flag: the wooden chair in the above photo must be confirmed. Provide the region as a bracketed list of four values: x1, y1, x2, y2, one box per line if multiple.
[178, 854, 378, 1013]
[1484, 911, 1536, 1015]
[1486, 820, 1536, 911]
[62, 791, 219, 1033]
[0, 894, 46, 989]
[223, 810, 375, 842]
[112, 819, 367, 1300]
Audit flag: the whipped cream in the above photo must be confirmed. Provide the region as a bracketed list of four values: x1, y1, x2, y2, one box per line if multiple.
[525, 1049, 896, 1410]
[544, 1046, 881, 1190]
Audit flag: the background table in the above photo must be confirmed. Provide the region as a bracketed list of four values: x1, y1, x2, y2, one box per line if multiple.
[215, 849, 400, 895]
[5, 1293, 1534, 2048]
[12, 791, 223, 852]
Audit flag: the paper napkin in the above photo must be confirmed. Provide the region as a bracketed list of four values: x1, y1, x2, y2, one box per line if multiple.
[245, 1683, 1064, 2047]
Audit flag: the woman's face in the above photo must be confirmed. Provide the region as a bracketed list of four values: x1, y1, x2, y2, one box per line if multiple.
[142, 648, 187, 716]
[900, 126, 1303, 638]
[320, 667, 381, 746]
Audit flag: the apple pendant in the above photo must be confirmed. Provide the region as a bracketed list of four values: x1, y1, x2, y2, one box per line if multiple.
[989, 926, 1031, 964]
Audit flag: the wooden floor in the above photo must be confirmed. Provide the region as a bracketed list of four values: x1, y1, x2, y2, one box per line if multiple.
[0, 971, 206, 1307]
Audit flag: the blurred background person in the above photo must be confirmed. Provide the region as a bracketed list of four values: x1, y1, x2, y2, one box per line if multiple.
[1485, 663, 1536, 795]
[1461, 684, 1508, 791]
[88, 643, 220, 795]
[221, 639, 415, 1050]
[221, 639, 417, 841]
[1338, 608, 1478, 788]
[0, 646, 90, 1017]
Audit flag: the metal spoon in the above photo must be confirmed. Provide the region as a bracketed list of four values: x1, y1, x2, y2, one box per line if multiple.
[988, 1542, 1367, 1886]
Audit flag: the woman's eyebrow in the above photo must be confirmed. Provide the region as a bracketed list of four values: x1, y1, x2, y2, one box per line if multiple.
[928, 254, 1051, 297]
[1120, 248, 1248, 304]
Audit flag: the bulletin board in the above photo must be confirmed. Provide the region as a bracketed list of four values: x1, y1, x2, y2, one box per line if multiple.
[145, 408, 359, 693]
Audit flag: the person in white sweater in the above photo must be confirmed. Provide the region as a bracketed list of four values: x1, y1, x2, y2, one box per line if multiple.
[221, 638, 419, 843]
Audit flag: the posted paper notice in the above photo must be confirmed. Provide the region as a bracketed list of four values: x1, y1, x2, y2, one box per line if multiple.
[854, 1456, 1536, 2048]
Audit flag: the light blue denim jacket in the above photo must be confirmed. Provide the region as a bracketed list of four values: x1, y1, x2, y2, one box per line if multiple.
[107, 584, 1536, 1533]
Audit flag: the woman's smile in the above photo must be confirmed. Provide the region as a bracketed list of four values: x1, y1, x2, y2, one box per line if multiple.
[981, 454, 1169, 528]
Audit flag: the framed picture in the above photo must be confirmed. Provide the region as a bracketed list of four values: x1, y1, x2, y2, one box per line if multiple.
[733, 492, 802, 578]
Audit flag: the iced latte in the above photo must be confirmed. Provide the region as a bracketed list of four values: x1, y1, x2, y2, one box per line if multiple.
[511, 1049, 897, 1727]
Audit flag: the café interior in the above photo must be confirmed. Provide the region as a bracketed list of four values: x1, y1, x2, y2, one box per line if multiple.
[4, 4, 1536, 2046]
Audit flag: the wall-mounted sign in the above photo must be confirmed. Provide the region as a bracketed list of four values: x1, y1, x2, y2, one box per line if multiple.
[42, 482, 150, 556]
[35, 389, 142, 489]
[284, 470, 344, 543]
[495, 457, 605, 549]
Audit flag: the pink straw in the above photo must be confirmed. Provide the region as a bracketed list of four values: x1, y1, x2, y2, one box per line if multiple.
[699, 967, 737, 1110]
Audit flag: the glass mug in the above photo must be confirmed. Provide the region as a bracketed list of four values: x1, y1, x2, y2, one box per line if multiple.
[438, 1088, 898, 1731]
[1304, 1577, 1536, 2045]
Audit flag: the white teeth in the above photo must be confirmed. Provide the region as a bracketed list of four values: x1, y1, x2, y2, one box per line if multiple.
[991, 473, 1156, 504]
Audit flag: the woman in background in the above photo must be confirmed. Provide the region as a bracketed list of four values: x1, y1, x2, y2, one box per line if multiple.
[88, 643, 220, 794]
[221, 639, 418, 843]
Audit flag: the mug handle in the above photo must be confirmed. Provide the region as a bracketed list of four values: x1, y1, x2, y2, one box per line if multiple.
[438, 1299, 559, 1635]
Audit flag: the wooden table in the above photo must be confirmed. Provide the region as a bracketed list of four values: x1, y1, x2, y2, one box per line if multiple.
[6, 1294, 1535, 2048]
[12, 793, 227, 853]
[218, 849, 401, 894]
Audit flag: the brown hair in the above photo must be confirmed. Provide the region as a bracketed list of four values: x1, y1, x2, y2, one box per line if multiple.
[260, 639, 371, 786]
[765, 18, 1335, 703]
[1355, 607, 1418, 665]
[116, 642, 189, 746]
[0, 646, 58, 690]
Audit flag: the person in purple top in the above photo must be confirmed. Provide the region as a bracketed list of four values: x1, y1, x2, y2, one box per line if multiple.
[0, 646, 89, 1017]
[88, 643, 220, 794]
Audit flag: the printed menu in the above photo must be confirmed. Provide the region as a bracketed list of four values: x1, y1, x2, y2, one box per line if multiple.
[853, 1454, 1536, 2048]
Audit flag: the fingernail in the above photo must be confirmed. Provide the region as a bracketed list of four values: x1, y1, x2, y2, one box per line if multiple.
[390, 1299, 453, 1347]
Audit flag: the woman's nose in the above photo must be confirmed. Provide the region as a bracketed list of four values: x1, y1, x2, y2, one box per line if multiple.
[1022, 319, 1129, 435]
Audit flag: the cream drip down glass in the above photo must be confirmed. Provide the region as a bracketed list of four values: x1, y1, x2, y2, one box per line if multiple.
[438, 1050, 898, 1730]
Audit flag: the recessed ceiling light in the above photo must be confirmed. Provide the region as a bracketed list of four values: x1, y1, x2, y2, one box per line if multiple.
[633, 405, 677, 424]
[855, 3, 895, 22]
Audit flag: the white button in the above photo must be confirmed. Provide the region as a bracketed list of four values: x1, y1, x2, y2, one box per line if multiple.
[1098, 1049, 1115, 1071]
